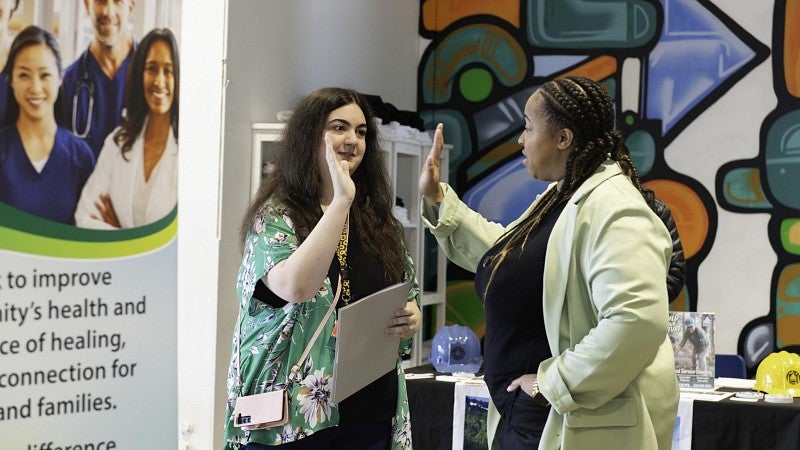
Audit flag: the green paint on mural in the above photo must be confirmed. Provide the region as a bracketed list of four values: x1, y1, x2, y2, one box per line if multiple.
[780, 219, 800, 255]
[625, 130, 656, 177]
[459, 68, 493, 102]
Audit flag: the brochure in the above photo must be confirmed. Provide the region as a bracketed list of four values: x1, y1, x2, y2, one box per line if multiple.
[669, 311, 715, 389]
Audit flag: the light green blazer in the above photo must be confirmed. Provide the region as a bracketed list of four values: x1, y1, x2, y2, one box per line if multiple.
[422, 161, 679, 450]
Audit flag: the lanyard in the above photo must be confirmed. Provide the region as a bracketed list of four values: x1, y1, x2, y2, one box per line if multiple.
[336, 216, 351, 305]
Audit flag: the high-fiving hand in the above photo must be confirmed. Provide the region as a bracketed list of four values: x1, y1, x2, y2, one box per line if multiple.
[419, 123, 445, 206]
[325, 133, 355, 205]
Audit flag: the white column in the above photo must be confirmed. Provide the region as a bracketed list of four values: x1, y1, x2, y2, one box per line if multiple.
[177, 0, 228, 448]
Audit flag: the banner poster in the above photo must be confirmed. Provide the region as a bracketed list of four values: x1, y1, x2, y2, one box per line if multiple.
[669, 311, 716, 389]
[0, 1, 180, 448]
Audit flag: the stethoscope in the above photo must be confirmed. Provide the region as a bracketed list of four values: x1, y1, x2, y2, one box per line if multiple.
[71, 51, 94, 139]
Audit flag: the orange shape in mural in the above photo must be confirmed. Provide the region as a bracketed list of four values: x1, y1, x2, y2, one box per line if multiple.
[776, 264, 800, 347]
[561, 56, 618, 84]
[789, 220, 800, 246]
[777, 316, 800, 348]
[422, 0, 520, 32]
[785, 0, 800, 97]
[645, 180, 709, 259]
[670, 288, 688, 312]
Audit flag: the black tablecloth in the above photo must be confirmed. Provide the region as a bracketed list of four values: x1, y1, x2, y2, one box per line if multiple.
[691, 390, 800, 450]
[406, 364, 455, 450]
[408, 368, 800, 450]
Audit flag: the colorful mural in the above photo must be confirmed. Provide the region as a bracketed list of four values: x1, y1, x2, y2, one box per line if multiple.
[419, 0, 781, 373]
[715, 0, 800, 372]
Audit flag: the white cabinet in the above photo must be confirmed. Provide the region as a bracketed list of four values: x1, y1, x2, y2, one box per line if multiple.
[251, 122, 450, 367]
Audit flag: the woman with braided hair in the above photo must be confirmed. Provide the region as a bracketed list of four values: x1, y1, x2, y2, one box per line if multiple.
[420, 76, 678, 449]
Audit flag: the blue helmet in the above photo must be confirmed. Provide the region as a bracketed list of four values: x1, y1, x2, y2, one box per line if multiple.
[428, 325, 483, 373]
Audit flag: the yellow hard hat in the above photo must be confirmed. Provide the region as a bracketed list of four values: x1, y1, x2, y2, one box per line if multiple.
[754, 351, 800, 397]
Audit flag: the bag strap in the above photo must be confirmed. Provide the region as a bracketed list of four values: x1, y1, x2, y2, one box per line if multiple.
[234, 219, 348, 399]
[289, 278, 340, 381]
[235, 275, 342, 396]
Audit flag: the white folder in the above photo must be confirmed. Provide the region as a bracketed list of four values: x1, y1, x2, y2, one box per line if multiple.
[332, 280, 411, 404]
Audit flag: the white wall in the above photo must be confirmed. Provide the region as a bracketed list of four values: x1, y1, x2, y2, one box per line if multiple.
[177, 1, 227, 448]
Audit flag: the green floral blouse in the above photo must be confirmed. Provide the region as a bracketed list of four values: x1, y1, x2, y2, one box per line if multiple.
[223, 202, 418, 449]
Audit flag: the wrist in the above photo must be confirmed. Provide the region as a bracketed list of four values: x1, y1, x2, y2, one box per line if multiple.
[424, 197, 441, 208]
[424, 187, 444, 207]
[328, 197, 353, 211]
[530, 378, 550, 407]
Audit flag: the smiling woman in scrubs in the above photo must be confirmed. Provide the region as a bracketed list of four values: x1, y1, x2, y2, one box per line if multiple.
[0, 26, 96, 225]
[74, 28, 179, 230]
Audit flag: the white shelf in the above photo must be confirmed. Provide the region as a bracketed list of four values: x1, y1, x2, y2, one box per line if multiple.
[251, 122, 450, 366]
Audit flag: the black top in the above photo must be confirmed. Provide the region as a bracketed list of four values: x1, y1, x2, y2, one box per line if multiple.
[474, 201, 566, 413]
[253, 218, 399, 425]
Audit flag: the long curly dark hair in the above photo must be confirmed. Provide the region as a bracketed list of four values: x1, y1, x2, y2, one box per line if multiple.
[484, 76, 646, 291]
[240, 87, 406, 281]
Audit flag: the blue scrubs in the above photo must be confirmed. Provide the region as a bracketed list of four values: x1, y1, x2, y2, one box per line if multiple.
[0, 126, 96, 224]
[61, 47, 134, 158]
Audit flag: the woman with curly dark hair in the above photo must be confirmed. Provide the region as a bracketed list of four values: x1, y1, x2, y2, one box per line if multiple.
[224, 87, 420, 449]
[421, 76, 679, 449]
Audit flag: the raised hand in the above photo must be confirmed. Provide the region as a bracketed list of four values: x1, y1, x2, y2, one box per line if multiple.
[325, 133, 355, 206]
[419, 123, 444, 205]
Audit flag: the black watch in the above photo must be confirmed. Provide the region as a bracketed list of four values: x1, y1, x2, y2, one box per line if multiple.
[530, 378, 550, 407]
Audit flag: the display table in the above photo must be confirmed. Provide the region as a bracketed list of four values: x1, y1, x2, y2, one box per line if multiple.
[690, 389, 800, 450]
[405, 367, 800, 450]
[405, 365, 457, 450]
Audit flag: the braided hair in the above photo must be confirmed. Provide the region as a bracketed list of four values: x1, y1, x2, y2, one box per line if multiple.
[483, 76, 647, 294]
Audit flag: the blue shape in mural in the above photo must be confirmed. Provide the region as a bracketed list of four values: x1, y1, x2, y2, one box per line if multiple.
[719, 168, 773, 209]
[533, 55, 589, 77]
[473, 88, 536, 151]
[625, 129, 657, 176]
[421, 109, 473, 179]
[646, 0, 761, 136]
[526, 0, 660, 48]
[463, 156, 550, 225]
[765, 110, 800, 210]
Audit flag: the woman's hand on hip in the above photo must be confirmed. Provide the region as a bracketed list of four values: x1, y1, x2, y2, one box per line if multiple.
[507, 373, 537, 396]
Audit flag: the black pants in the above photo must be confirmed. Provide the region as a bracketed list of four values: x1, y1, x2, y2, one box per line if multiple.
[244, 419, 391, 450]
[497, 389, 550, 449]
